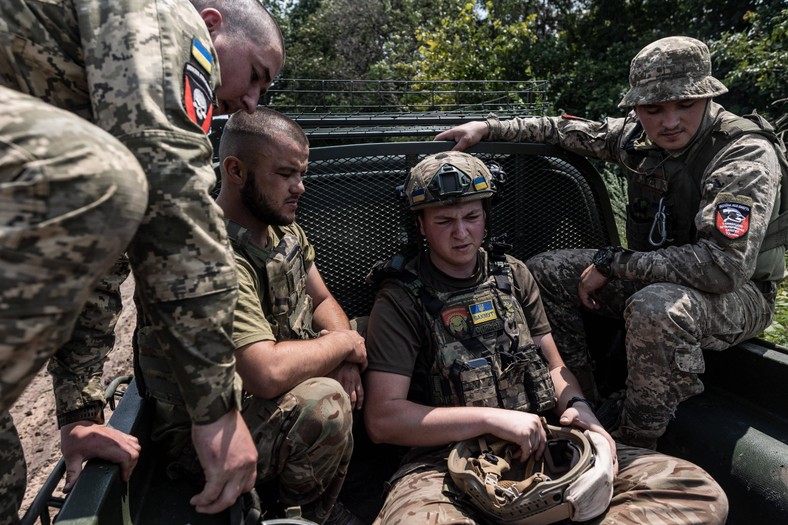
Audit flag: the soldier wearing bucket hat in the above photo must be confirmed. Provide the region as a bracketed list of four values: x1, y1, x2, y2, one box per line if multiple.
[362, 151, 728, 524]
[436, 36, 787, 453]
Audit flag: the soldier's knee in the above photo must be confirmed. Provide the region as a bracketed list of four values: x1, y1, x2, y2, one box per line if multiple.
[626, 284, 699, 336]
[299, 377, 353, 434]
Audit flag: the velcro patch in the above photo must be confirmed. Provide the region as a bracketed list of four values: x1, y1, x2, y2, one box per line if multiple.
[441, 306, 470, 338]
[191, 37, 213, 74]
[183, 63, 213, 134]
[469, 300, 497, 325]
[715, 201, 750, 239]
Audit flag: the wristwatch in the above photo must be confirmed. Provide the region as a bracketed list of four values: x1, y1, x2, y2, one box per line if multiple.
[592, 246, 622, 279]
[56, 401, 105, 429]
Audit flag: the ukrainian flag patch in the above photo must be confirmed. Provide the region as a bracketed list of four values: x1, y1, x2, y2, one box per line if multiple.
[191, 37, 213, 74]
[473, 176, 488, 191]
[469, 300, 497, 324]
[412, 187, 426, 203]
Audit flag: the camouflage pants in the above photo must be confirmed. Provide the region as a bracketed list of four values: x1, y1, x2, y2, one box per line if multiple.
[0, 89, 147, 524]
[373, 442, 728, 525]
[0, 87, 147, 416]
[526, 249, 774, 448]
[243, 377, 354, 525]
[0, 411, 25, 525]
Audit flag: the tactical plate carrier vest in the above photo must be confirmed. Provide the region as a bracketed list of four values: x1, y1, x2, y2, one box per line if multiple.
[620, 111, 788, 282]
[384, 252, 556, 413]
[226, 221, 316, 340]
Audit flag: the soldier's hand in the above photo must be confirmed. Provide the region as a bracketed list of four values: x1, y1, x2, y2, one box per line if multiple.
[190, 410, 257, 514]
[60, 421, 141, 492]
[560, 404, 619, 477]
[486, 409, 547, 461]
[327, 362, 364, 410]
[434, 121, 489, 151]
[321, 329, 368, 371]
[578, 264, 609, 310]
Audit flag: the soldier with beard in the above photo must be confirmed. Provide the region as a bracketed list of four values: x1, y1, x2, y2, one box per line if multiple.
[213, 108, 365, 525]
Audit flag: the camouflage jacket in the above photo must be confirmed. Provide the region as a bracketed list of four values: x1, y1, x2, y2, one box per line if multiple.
[0, 0, 241, 424]
[488, 102, 785, 292]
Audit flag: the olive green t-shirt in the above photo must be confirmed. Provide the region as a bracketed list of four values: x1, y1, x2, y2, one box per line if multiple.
[365, 250, 551, 404]
[231, 223, 315, 349]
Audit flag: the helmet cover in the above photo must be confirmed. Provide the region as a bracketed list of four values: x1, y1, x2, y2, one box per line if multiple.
[447, 424, 599, 525]
[618, 36, 727, 107]
[404, 151, 496, 210]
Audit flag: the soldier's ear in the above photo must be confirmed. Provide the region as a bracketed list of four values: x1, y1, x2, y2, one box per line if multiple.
[222, 156, 246, 185]
[199, 8, 223, 35]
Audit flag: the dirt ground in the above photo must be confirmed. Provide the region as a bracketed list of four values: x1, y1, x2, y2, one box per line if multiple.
[10, 276, 137, 519]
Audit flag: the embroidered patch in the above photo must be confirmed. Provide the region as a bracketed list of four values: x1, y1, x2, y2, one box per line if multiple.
[411, 187, 426, 203]
[183, 63, 213, 134]
[715, 201, 750, 239]
[191, 37, 213, 74]
[441, 306, 470, 338]
[469, 300, 497, 325]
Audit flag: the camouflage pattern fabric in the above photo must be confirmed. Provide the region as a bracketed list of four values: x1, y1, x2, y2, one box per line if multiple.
[487, 99, 781, 447]
[373, 443, 727, 525]
[527, 248, 773, 448]
[242, 377, 353, 525]
[0, 411, 26, 525]
[0, 86, 148, 522]
[0, 0, 243, 425]
[404, 151, 497, 210]
[618, 36, 728, 108]
[394, 253, 556, 413]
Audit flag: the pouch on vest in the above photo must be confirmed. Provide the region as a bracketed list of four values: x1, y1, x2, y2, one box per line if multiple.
[450, 357, 499, 408]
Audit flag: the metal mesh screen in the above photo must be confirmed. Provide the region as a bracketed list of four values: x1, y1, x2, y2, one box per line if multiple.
[298, 143, 617, 318]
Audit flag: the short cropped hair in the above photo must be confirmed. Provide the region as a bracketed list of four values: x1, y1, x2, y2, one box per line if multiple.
[219, 107, 308, 167]
[190, 0, 285, 57]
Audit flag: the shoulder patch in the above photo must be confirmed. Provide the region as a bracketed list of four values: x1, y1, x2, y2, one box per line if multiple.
[191, 37, 213, 75]
[715, 200, 751, 239]
[183, 63, 214, 134]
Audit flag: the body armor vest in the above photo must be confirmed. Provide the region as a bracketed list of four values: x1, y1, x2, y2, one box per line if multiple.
[226, 221, 316, 340]
[620, 111, 788, 281]
[392, 253, 556, 414]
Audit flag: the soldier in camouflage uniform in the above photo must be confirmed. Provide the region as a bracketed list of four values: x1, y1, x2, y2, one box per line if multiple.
[363, 151, 728, 524]
[436, 36, 786, 450]
[210, 108, 364, 524]
[0, 0, 285, 522]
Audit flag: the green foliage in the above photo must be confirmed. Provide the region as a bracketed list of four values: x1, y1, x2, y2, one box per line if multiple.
[760, 265, 788, 347]
[412, 2, 538, 83]
[712, 7, 788, 120]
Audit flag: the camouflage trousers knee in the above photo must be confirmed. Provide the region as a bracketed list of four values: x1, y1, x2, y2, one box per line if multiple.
[528, 249, 773, 448]
[0, 411, 25, 525]
[372, 443, 728, 525]
[616, 281, 772, 449]
[0, 87, 147, 415]
[243, 377, 354, 525]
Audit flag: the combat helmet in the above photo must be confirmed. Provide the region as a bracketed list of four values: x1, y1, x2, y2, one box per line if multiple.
[618, 36, 728, 108]
[447, 424, 613, 524]
[403, 151, 497, 211]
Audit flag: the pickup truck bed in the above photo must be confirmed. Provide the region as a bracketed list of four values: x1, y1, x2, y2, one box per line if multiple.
[24, 131, 788, 525]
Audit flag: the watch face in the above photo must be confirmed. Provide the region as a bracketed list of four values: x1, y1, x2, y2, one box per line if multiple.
[593, 248, 613, 277]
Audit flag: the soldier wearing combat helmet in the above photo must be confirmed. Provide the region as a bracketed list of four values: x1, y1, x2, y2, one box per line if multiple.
[437, 36, 787, 454]
[362, 151, 728, 524]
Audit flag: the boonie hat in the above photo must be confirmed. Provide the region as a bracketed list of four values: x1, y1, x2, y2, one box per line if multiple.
[618, 36, 728, 107]
[404, 151, 496, 210]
